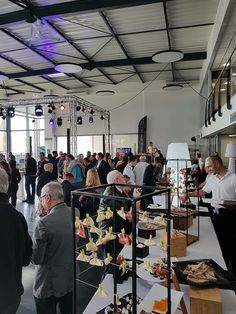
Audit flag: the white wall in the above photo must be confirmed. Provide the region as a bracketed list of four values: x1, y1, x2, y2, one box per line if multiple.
[49, 81, 201, 156]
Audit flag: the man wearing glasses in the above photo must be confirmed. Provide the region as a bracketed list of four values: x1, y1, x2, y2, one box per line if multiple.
[32, 182, 80, 314]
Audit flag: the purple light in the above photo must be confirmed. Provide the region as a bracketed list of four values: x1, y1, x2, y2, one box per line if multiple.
[49, 118, 54, 126]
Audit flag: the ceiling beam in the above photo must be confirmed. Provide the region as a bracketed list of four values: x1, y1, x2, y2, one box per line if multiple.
[6, 52, 207, 79]
[46, 20, 115, 84]
[100, 11, 144, 83]
[0, 0, 169, 26]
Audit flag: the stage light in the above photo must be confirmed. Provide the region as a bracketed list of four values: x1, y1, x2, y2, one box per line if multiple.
[0, 107, 3, 117]
[76, 105, 81, 111]
[35, 104, 43, 116]
[6, 106, 15, 118]
[2, 116, 6, 120]
[100, 115, 104, 120]
[82, 107, 86, 112]
[90, 109, 94, 115]
[77, 116, 82, 125]
[49, 118, 54, 126]
[88, 116, 93, 123]
[48, 103, 56, 113]
[59, 104, 65, 111]
[57, 117, 63, 127]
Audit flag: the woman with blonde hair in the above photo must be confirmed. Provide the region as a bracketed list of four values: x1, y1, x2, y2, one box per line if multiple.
[79, 168, 101, 219]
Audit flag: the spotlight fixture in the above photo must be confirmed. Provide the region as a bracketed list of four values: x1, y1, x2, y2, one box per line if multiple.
[100, 115, 105, 120]
[0, 107, 3, 116]
[162, 83, 184, 91]
[32, 119, 35, 123]
[77, 116, 82, 125]
[76, 105, 81, 111]
[152, 49, 184, 63]
[6, 106, 15, 118]
[49, 117, 54, 126]
[81, 107, 86, 113]
[57, 117, 63, 127]
[2, 115, 6, 120]
[35, 104, 43, 116]
[59, 104, 65, 111]
[88, 116, 93, 123]
[48, 103, 56, 114]
[90, 109, 94, 115]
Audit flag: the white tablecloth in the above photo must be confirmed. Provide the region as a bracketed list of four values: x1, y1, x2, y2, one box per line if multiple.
[83, 215, 236, 314]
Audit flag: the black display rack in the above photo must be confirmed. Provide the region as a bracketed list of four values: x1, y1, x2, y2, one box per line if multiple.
[71, 183, 172, 314]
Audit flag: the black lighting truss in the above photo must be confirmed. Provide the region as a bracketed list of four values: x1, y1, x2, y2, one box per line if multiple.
[71, 183, 172, 314]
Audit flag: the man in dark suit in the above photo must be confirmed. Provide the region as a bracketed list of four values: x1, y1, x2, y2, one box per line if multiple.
[61, 173, 77, 207]
[96, 152, 111, 185]
[24, 152, 37, 204]
[0, 167, 32, 313]
[36, 163, 54, 197]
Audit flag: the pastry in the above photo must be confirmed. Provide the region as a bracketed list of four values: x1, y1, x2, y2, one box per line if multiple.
[96, 209, 106, 223]
[144, 235, 156, 246]
[126, 208, 132, 221]
[118, 228, 131, 245]
[75, 218, 86, 238]
[96, 235, 104, 246]
[121, 259, 127, 275]
[103, 226, 116, 242]
[152, 298, 168, 314]
[83, 213, 94, 226]
[117, 207, 126, 220]
[139, 211, 149, 223]
[105, 207, 113, 219]
[86, 237, 98, 252]
[89, 253, 104, 266]
[95, 284, 109, 298]
[76, 249, 90, 262]
[153, 214, 166, 227]
[90, 224, 102, 236]
[104, 253, 113, 265]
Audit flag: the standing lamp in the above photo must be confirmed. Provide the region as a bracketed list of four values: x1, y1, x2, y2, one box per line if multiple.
[166, 143, 199, 245]
[225, 143, 236, 173]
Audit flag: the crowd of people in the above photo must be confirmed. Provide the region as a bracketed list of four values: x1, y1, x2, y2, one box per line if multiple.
[1, 147, 236, 313]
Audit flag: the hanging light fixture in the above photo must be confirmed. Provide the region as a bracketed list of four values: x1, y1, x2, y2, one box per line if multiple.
[35, 104, 43, 116]
[49, 117, 54, 126]
[88, 116, 93, 123]
[0, 107, 4, 116]
[54, 63, 83, 74]
[59, 104, 65, 111]
[6, 106, 15, 118]
[77, 116, 82, 125]
[152, 50, 184, 63]
[90, 109, 94, 115]
[57, 117, 63, 127]
[162, 83, 184, 91]
[76, 105, 81, 111]
[100, 115, 105, 120]
[81, 107, 86, 113]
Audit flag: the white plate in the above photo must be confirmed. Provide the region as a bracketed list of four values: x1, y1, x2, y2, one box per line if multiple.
[138, 283, 183, 314]
[137, 258, 167, 283]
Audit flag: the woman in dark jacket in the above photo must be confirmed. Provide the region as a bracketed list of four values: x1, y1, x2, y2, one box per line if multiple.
[9, 159, 21, 207]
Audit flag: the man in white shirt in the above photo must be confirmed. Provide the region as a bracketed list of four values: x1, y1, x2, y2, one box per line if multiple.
[133, 155, 149, 185]
[186, 156, 236, 276]
[147, 141, 158, 156]
[123, 155, 137, 185]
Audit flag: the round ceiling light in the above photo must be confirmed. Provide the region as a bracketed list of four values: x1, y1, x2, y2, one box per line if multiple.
[152, 50, 184, 63]
[162, 83, 184, 91]
[0, 74, 9, 81]
[96, 90, 115, 96]
[54, 63, 83, 73]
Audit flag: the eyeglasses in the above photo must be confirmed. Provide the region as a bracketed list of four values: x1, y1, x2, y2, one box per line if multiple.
[39, 194, 47, 201]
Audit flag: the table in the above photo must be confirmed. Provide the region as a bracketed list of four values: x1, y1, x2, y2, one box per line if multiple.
[83, 215, 236, 313]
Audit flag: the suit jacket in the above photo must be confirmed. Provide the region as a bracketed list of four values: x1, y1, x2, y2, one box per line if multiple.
[37, 171, 54, 196]
[0, 193, 32, 310]
[32, 202, 78, 298]
[97, 159, 111, 184]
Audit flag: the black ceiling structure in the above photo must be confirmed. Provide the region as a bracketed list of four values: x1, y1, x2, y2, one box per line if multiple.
[0, 0, 218, 94]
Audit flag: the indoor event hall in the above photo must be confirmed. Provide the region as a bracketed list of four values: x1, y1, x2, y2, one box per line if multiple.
[0, 0, 236, 314]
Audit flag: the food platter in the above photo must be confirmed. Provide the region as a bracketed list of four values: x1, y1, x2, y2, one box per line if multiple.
[173, 259, 234, 289]
[137, 258, 169, 283]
